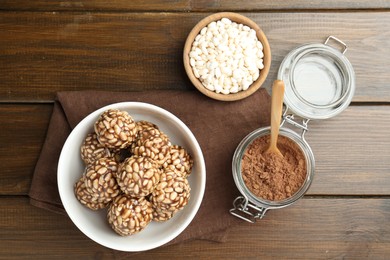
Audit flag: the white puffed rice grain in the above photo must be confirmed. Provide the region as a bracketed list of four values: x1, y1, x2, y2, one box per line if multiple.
[189, 18, 264, 95]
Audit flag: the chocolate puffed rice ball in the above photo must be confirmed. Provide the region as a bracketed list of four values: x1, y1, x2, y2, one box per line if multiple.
[136, 120, 159, 135]
[132, 134, 171, 167]
[74, 176, 109, 210]
[94, 109, 137, 149]
[135, 125, 170, 145]
[84, 157, 121, 203]
[163, 145, 193, 178]
[151, 169, 191, 218]
[107, 195, 153, 236]
[117, 156, 161, 197]
[152, 207, 175, 222]
[81, 132, 111, 165]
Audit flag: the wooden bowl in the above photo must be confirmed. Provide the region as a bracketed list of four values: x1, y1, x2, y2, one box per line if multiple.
[183, 12, 271, 101]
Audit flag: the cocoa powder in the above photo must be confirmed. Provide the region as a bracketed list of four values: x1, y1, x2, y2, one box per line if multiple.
[241, 134, 307, 201]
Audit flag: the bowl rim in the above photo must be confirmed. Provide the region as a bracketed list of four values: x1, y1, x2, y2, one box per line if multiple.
[57, 101, 206, 252]
[183, 12, 271, 101]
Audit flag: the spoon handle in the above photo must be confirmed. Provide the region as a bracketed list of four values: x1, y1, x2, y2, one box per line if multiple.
[269, 80, 285, 152]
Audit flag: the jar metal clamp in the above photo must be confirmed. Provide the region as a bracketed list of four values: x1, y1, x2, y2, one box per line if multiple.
[230, 36, 356, 223]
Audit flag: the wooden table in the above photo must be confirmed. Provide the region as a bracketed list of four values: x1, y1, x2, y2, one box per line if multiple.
[1, 1, 390, 259]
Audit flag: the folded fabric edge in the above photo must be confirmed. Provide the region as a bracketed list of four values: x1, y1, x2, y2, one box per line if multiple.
[30, 197, 66, 215]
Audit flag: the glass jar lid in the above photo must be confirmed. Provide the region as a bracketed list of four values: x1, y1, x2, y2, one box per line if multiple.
[277, 36, 355, 120]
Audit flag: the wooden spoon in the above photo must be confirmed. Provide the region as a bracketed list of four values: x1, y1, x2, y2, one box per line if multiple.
[266, 80, 285, 157]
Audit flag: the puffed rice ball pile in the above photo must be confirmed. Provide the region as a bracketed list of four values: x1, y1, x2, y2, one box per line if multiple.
[74, 109, 193, 236]
[189, 17, 264, 95]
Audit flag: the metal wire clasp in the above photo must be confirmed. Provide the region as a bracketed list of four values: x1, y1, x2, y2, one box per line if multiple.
[325, 35, 348, 54]
[230, 196, 268, 223]
[281, 106, 310, 142]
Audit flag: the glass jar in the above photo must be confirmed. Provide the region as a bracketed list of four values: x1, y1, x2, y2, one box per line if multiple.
[230, 36, 355, 222]
[279, 35, 355, 120]
[231, 126, 315, 222]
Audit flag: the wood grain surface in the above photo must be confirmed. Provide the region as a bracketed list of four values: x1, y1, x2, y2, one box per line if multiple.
[0, 197, 389, 259]
[1, 0, 389, 11]
[1, 12, 389, 102]
[1, 1, 389, 258]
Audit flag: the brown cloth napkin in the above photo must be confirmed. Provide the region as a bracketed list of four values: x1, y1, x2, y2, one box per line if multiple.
[29, 89, 270, 248]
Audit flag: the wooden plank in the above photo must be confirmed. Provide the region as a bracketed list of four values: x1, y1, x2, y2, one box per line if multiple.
[0, 0, 389, 11]
[0, 104, 389, 196]
[0, 12, 389, 102]
[191, 0, 390, 11]
[0, 0, 190, 11]
[305, 105, 390, 195]
[0, 197, 389, 258]
[0, 104, 52, 195]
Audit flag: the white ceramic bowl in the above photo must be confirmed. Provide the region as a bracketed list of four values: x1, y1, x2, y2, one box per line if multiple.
[58, 102, 206, 252]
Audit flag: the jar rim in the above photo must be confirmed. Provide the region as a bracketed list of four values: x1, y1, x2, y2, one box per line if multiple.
[290, 46, 351, 109]
[278, 42, 355, 120]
